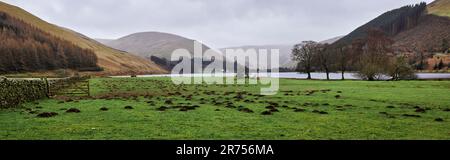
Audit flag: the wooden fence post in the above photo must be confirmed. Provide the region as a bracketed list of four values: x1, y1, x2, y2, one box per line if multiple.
[87, 80, 90, 97]
[44, 77, 50, 97]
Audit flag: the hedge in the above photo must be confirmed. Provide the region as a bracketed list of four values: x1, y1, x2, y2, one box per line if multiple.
[0, 78, 48, 108]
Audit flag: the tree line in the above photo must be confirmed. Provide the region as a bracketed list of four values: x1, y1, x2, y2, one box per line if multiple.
[0, 12, 100, 74]
[292, 29, 417, 81]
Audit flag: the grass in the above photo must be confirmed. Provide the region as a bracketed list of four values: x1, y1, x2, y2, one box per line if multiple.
[1, 77, 449, 140]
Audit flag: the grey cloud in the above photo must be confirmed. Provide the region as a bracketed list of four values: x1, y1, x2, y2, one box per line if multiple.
[3, 0, 434, 48]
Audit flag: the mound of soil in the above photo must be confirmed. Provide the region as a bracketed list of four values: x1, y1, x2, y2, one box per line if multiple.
[234, 94, 245, 100]
[269, 108, 279, 112]
[124, 106, 134, 110]
[238, 108, 254, 113]
[335, 95, 341, 99]
[415, 108, 426, 113]
[37, 112, 58, 118]
[265, 106, 276, 109]
[100, 107, 109, 111]
[177, 105, 199, 112]
[66, 108, 81, 113]
[379, 112, 389, 115]
[435, 118, 444, 122]
[225, 104, 236, 108]
[244, 99, 255, 103]
[157, 106, 169, 111]
[268, 102, 280, 107]
[294, 108, 306, 112]
[386, 106, 395, 109]
[179, 108, 189, 112]
[261, 111, 273, 115]
[313, 110, 328, 114]
[165, 100, 173, 105]
[402, 114, 421, 118]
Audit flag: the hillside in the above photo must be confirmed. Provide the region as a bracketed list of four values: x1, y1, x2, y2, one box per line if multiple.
[99, 32, 237, 71]
[332, 0, 450, 53]
[320, 36, 344, 44]
[101, 32, 211, 60]
[0, 1, 166, 75]
[393, 14, 450, 52]
[428, 0, 450, 17]
[333, 2, 428, 47]
[0, 11, 99, 73]
[393, 0, 450, 52]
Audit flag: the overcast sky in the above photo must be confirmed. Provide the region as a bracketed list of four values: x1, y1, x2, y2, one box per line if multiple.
[3, 0, 433, 48]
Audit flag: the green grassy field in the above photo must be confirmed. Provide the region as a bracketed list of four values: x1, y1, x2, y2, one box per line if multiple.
[1, 77, 449, 140]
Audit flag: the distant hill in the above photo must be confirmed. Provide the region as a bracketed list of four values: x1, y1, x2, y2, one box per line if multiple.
[220, 45, 295, 69]
[0, 1, 166, 75]
[332, 0, 450, 52]
[95, 38, 114, 45]
[219, 36, 343, 69]
[319, 36, 344, 44]
[101, 32, 212, 60]
[100, 32, 238, 72]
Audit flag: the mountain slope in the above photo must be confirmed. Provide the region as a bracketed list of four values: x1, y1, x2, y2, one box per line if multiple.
[0, 1, 166, 75]
[220, 45, 295, 68]
[99, 32, 240, 72]
[428, 0, 450, 17]
[393, 14, 450, 52]
[102, 32, 211, 60]
[333, 2, 428, 47]
[0, 11, 99, 73]
[320, 36, 344, 44]
[332, 0, 450, 52]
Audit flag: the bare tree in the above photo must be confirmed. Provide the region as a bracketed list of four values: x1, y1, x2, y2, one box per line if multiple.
[355, 29, 393, 81]
[314, 43, 335, 80]
[292, 41, 318, 79]
[335, 46, 353, 80]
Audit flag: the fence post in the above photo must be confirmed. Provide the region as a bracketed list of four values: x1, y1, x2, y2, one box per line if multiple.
[87, 80, 90, 97]
[44, 77, 50, 97]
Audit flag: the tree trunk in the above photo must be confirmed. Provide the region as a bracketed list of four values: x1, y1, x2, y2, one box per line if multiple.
[326, 70, 330, 80]
[307, 72, 312, 80]
[341, 70, 345, 80]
